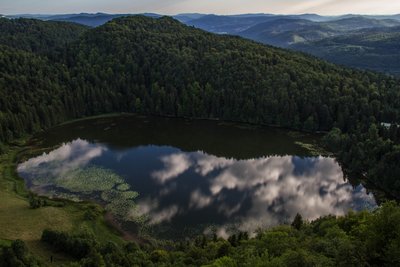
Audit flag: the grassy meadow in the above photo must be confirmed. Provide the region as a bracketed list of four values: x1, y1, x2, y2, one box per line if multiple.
[0, 142, 124, 266]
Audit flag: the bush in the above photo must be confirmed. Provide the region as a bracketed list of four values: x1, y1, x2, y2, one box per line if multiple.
[0, 240, 39, 267]
[41, 229, 95, 259]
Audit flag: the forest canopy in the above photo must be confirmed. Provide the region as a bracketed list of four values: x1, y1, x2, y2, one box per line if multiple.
[1, 201, 400, 266]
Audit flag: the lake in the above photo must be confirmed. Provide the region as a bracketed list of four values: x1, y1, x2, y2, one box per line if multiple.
[17, 115, 376, 238]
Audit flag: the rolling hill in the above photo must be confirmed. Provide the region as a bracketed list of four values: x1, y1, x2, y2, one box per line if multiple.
[0, 17, 88, 53]
[239, 18, 334, 47]
[239, 17, 400, 47]
[293, 27, 400, 75]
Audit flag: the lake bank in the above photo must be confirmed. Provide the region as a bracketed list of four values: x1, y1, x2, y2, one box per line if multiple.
[17, 114, 376, 239]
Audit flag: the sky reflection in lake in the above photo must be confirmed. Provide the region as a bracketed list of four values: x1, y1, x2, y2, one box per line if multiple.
[18, 137, 376, 236]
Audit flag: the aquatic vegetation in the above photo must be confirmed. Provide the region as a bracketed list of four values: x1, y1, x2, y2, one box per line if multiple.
[22, 162, 140, 223]
[101, 189, 137, 202]
[100, 189, 139, 221]
[105, 199, 138, 221]
[116, 183, 130, 191]
[30, 174, 54, 186]
[294, 141, 328, 156]
[121, 191, 139, 199]
[44, 190, 82, 202]
[53, 168, 140, 222]
[56, 167, 124, 193]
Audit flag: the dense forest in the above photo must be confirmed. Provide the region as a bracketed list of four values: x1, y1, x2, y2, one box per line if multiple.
[0, 18, 87, 55]
[1, 202, 400, 266]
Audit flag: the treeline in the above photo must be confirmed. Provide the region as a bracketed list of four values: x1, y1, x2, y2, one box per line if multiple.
[1, 202, 395, 266]
[1, 16, 400, 197]
[324, 124, 400, 197]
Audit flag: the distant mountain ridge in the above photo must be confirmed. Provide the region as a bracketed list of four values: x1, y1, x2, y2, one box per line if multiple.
[6, 12, 400, 26]
[5, 12, 400, 75]
[6, 12, 162, 27]
[183, 14, 400, 75]
[293, 27, 400, 75]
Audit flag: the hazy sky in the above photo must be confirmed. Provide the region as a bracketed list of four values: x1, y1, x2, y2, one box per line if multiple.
[2, 0, 400, 15]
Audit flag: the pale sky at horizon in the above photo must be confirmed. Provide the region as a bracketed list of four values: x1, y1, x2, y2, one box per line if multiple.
[1, 0, 400, 16]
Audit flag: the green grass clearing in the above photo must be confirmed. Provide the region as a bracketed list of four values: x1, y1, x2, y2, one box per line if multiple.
[0, 144, 125, 266]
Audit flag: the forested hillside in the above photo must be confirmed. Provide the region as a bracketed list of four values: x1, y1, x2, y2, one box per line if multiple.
[0, 45, 70, 143]
[66, 16, 400, 128]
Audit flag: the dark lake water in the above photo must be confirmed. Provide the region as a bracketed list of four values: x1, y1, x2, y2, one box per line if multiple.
[17, 115, 376, 238]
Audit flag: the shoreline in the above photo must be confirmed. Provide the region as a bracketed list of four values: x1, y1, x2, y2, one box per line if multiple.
[47, 112, 329, 136]
[8, 113, 329, 245]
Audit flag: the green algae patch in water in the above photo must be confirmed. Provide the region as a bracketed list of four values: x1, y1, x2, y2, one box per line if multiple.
[57, 167, 125, 193]
[102, 190, 140, 221]
[116, 183, 131, 191]
[18, 140, 140, 223]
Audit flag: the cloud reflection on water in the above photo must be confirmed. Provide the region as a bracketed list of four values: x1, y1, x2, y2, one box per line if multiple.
[18, 139, 106, 177]
[141, 151, 376, 234]
[151, 153, 191, 183]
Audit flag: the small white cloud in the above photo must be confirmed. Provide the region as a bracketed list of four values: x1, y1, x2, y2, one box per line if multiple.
[189, 189, 212, 209]
[149, 205, 179, 224]
[151, 153, 191, 183]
